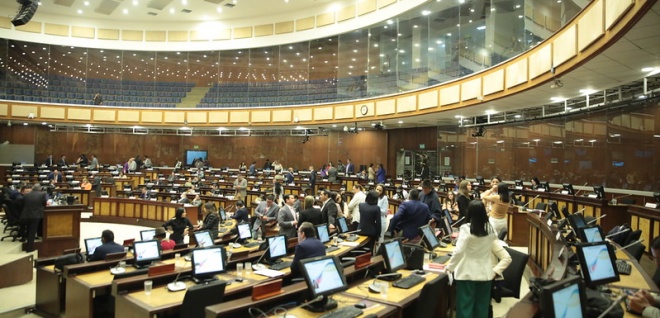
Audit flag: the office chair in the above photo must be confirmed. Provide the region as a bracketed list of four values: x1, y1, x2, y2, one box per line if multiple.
[492, 247, 529, 303]
[534, 202, 547, 212]
[408, 275, 444, 318]
[498, 229, 508, 241]
[626, 242, 645, 262]
[624, 230, 642, 247]
[180, 280, 226, 318]
[1, 203, 21, 242]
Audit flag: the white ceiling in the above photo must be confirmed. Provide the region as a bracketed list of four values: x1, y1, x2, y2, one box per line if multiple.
[2, 0, 358, 23]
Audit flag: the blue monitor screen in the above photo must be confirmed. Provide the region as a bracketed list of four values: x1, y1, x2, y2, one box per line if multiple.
[302, 256, 345, 296]
[140, 229, 156, 241]
[84, 237, 103, 255]
[268, 235, 287, 259]
[186, 150, 208, 165]
[316, 224, 330, 244]
[194, 231, 214, 247]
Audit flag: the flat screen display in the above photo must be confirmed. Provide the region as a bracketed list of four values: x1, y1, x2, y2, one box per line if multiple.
[337, 217, 349, 233]
[383, 239, 406, 272]
[186, 150, 208, 165]
[192, 247, 225, 276]
[237, 223, 251, 239]
[419, 225, 440, 250]
[301, 256, 346, 296]
[134, 240, 161, 263]
[268, 235, 287, 259]
[316, 224, 330, 244]
[579, 226, 603, 243]
[576, 242, 619, 287]
[140, 229, 156, 241]
[84, 237, 103, 255]
[194, 230, 214, 247]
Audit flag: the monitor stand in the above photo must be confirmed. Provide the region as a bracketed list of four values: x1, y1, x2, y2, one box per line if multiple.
[192, 276, 218, 284]
[133, 262, 152, 269]
[303, 295, 338, 313]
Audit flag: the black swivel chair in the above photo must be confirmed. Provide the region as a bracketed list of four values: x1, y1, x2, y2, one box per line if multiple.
[180, 280, 226, 318]
[408, 275, 445, 318]
[493, 247, 529, 303]
[626, 242, 645, 262]
[624, 230, 642, 247]
[1, 203, 21, 242]
[534, 202, 547, 212]
[498, 229, 508, 241]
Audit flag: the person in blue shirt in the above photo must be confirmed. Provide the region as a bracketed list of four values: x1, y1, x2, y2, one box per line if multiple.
[90, 230, 124, 261]
[290, 222, 326, 278]
[376, 163, 386, 183]
[388, 189, 432, 240]
[231, 200, 250, 224]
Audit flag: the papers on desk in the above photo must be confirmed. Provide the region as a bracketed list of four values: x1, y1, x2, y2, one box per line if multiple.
[253, 269, 285, 278]
[423, 263, 446, 273]
[339, 241, 359, 247]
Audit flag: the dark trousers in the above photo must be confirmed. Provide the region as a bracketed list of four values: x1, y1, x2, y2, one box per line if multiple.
[25, 218, 41, 252]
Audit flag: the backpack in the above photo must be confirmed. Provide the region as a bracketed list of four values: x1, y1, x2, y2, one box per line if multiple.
[54, 252, 84, 271]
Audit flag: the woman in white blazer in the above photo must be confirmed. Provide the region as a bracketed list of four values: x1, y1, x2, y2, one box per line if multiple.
[445, 200, 512, 318]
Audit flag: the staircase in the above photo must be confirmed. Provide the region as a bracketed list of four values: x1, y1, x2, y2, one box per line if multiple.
[177, 86, 210, 108]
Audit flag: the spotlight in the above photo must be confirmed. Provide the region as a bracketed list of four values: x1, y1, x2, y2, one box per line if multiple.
[550, 79, 563, 89]
[373, 122, 386, 130]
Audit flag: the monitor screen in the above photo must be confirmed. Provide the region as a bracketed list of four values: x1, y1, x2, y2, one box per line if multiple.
[191, 246, 226, 278]
[267, 235, 288, 261]
[133, 240, 161, 264]
[576, 241, 619, 287]
[562, 183, 575, 195]
[300, 255, 347, 298]
[592, 185, 605, 199]
[578, 225, 604, 243]
[194, 230, 214, 247]
[84, 237, 103, 255]
[541, 182, 551, 192]
[219, 208, 226, 221]
[381, 239, 406, 272]
[237, 223, 252, 240]
[568, 213, 587, 231]
[441, 216, 453, 238]
[140, 229, 156, 241]
[186, 150, 208, 165]
[540, 276, 587, 318]
[316, 224, 330, 244]
[514, 180, 523, 187]
[419, 225, 440, 250]
[336, 217, 349, 233]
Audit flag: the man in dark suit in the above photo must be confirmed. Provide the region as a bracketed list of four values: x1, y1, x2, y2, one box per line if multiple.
[277, 194, 298, 239]
[231, 200, 250, 224]
[139, 187, 151, 200]
[345, 158, 354, 175]
[419, 179, 442, 222]
[44, 154, 54, 167]
[388, 189, 432, 240]
[308, 166, 317, 194]
[90, 230, 124, 261]
[319, 189, 338, 230]
[290, 222, 326, 278]
[21, 184, 47, 252]
[58, 155, 67, 167]
[47, 169, 63, 183]
[327, 164, 338, 183]
[419, 162, 429, 180]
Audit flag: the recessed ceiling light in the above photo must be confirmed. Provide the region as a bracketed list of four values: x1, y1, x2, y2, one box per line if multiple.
[170, 8, 175, 14]
[77, 9, 82, 14]
[550, 97, 565, 102]
[642, 67, 654, 72]
[84, 1, 89, 5]
[123, 8, 128, 14]
[532, 139, 540, 142]
[553, 141, 563, 144]
[514, 114, 521, 118]
[485, 110, 497, 115]
[398, 120, 403, 124]
[579, 89, 596, 95]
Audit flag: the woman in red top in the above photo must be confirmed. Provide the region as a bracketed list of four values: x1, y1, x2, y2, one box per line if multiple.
[154, 227, 176, 250]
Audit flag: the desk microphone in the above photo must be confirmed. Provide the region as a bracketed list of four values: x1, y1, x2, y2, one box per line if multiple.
[252, 250, 268, 271]
[574, 182, 589, 196]
[612, 194, 632, 200]
[167, 259, 190, 292]
[597, 294, 627, 318]
[605, 228, 630, 239]
[587, 214, 606, 225]
[616, 239, 644, 252]
[520, 195, 540, 210]
[368, 273, 402, 293]
[573, 208, 587, 214]
[452, 216, 465, 226]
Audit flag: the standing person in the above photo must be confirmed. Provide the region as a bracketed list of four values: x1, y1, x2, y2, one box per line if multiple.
[143, 156, 152, 169]
[21, 183, 46, 252]
[163, 207, 194, 244]
[88, 154, 99, 171]
[368, 164, 376, 182]
[443, 190, 459, 221]
[419, 162, 429, 180]
[93, 93, 103, 105]
[253, 194, 279, 239]
[347, 184, 366, 230]
[239, 161, 247, 171]
[308, 165, 317, 194]
[388, 189, 432, 240]
[456, 180, 473, 224]
[375, 184, 389, 242]
[195, 202, 220, 239]
[174, 158, 182, 170]
[358, 190, 382, 252]
[45, 154, 54, 167]
[58, 155, 67, 167]
[90, 230, 124, 261]
[298, 195, 322, 225]
[277, 194, 298, 239]
[445, 201, 512, 318]
[319, 189, 338, 230]
[420, 179, 442, 221]
[327, 163, 338, 183]
[345, 158, 354, 175]
[290, 222, 326, 278]
[248, 161, 256, 176]
[272, 177, 283, 206]
[263, 159, 272, 171]
[233, 174, 247, 202]
[482, 183, 510, 236]
[376, 163, 386, 183]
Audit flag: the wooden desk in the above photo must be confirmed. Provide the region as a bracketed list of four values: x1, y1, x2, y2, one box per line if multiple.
[32, 204, 84, 257]
[279, 294, 397, 318]
[92, 197, 198, 227]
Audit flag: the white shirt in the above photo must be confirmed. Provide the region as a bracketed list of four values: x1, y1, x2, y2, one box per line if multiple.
[347, 191, 366, 223]
[445, 224, 512, 281]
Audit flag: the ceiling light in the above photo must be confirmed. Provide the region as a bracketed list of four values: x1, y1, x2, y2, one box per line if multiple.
[477, 26, 486, 30]
[532, 139, 540, 142]
[550, 97, 565, 102]
[422, 10, 431, 15]
[575, 139, 583, 142]
[514, 114, 522, 118]
[553, 141, 563, 144]
[642, 67, 655, 72]
[496, 140, 504, 143]
[398, 121, 403, 124]
[589, 139, 597, 143]
[123, 8, 128, 14]
[579, 89, 596, 95]
[485, 110, 497, 115]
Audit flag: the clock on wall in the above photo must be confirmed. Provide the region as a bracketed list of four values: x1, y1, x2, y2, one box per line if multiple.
[360, 105, 368, 115]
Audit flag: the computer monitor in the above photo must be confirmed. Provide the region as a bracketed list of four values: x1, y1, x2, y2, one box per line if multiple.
[419, 225, 440, 250]
[562, 183, 575, 195]
[266, 235, 288, 264]
[191, 246, 226, 283]
[316, 224, 330, 244]
[541, 182, 551, 192]
[140, 229, 157, 241]
[441, 216, 453, 239]
[336, 217, 349, 233]
[592, 185, 605, 199]
[84, 237, 103, 256]
[133, 240, 161, 268]
[514, 180, 523, 188]
[237, 223, 252, 240]
[539, 276, 587, 318]
[300, 255, 348, 312]
[575, 241, 620, 288]
[194, 230, 214, 247]
[475, 176, 485, 185]
[219, 207, 226, 222]
[578, 225, 604, 243]
[380, 239, 406, 273]
[567, 213, 587, 232]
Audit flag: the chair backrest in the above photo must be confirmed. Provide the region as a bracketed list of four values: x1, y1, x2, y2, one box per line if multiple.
[180, 280, 226, 318]
[627, 242, 645, 262]
[534, 202, 547, 211]
[412, 275, 444, 318]
[624, 230, 642, 246]
[500, 247, 529, 299]
[498, 229, 508, 241]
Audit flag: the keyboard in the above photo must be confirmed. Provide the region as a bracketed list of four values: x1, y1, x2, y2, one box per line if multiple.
[219, 228, 229, 233]
[318, 306, 363, 318]
[392, 274, 425, 289]
[326, 246, 340, 253]
[616, 260, 631, 275]
[432, 255, 451, 264]
[269, 261, 292, 270]
[243, 241, 261, 248]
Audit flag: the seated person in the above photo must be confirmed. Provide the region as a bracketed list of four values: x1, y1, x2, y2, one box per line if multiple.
[90, 230, 125, 261]
[177, 192, 190, 204]
[195, 202, 220, 238]
[629, 236, 660, 317]
[81, 178, 92, 191]
[290, 222, 326, 278]
[139, 187, 151, 200]
[232, 200, 250, 224]
[154, 227, 175, 251]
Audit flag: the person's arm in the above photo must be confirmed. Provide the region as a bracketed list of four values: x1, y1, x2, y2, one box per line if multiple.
[491, 240, 512, 277]
[377, 197, 388, 216]
[445, 225, 469, 272]
[388, 205, 404, 233]
[482, 193, 500, 203]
